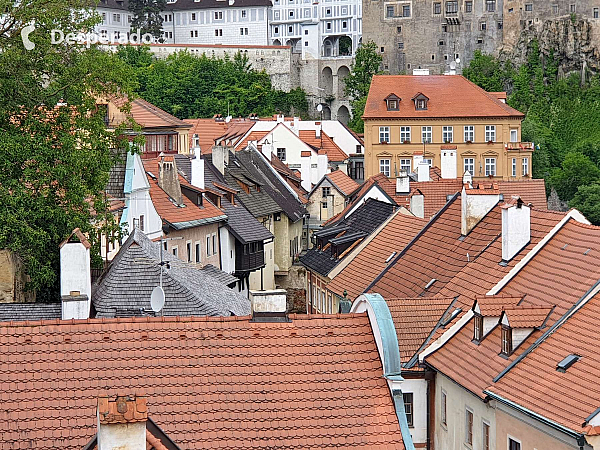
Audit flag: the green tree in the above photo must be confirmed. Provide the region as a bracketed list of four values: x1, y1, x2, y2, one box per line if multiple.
[570, 183, 600, 225]
[549, 152, 600, 202]
[462, 50, 509, 92]
[129, 0, 167, 41]
[0, 0, 137, 299]
[344, 41, 382, 132]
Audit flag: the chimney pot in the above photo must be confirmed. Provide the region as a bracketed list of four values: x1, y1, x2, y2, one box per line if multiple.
[70, 290, 80, 296]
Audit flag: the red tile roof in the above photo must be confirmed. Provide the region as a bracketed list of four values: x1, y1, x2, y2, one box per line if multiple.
[0, 314, 406, 449]
[183, 118, 229, 154]
[502, 307, 553, 328]
[325, 169, 360, 196]
[234, 130, 271, 151]
[299, 130, 349, 162]
[364, 75, 524, 119]
[98, 395, 148, 425]
[328, 211, 428, 300]
[118, 98, 191, 129]
[476, 295, 522, 317]
[497, 179, 547, 209]
[142, 158, 226, 225]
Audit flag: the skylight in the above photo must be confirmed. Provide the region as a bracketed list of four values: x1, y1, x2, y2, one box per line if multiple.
[557, 354, 581, 373]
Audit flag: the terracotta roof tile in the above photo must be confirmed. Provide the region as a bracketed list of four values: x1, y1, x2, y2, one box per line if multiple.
[497, 179, 547, 209]
[0, 314, 406, 449]
[299, 130, 348, 162]
[502, 307, 553, 328]
[120, 98, 191, 129]
[364, 75, 524, 119]
[476, 295, 522, 317]
[325, 170, 360, 196]
[183, 118, 230, 154]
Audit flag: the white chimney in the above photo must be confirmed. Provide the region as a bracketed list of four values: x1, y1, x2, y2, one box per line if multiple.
[396, 170, 410, 193]
[97, 395, 147, 450]
[59, 228, 91, 320]
[316, 126, 321, 139]
[413, 153, 424, 169]
[317, 154, 328, 181]
[276, 114, 285, 123]
[461, 184, 500, 235]
[462, 170, 473, 186]
[250, 289, 287, 313]
[191, 148, 205, 190]
[417, 162, 430, 182]
[300, 153, 311, 191]
[212, 145, 229, 175]
[501, 197, 531, 261]
[441, 149, 457, 179]
[261, 141, 272, 161]
[292, 117, 300, 136]
[410, 193, 424, 218]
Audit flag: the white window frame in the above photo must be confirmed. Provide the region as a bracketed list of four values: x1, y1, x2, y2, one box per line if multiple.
[206, 236, 210, 257]
[441, 390, 447, 426]
[485, 158, 496, 176]
[379, 126, 390, 143]
[464, 125, 474, 142]
[510, 129, 518, 142]
[482, 420, 491, 450]
[512, 158, 517, 177]
[522, 157, 529, 176]
[442, 126, 453, 143]
[379, 159, 391, 177]
[400, 159, 412, 173]
[195, 241, 201, 263]
[212, 233, 217, 256]
[400, 126, 411, 142]
[507, 435, 522, 450]
[186, 240, 192, 263]
[422, 126, 432, 143]
[485, 125, 496, 142]
[465, 408, 474, 445]
[172, 245, 178, 258]
[464, 158, 474, 176]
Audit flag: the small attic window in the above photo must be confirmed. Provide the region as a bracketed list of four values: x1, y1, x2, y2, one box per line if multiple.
[385, 94, 401, 111]
[412, 93, 429, 111]
[501, 325, 512, 356]
[557, 354, 580, 373]
[473, 313, 483, 342]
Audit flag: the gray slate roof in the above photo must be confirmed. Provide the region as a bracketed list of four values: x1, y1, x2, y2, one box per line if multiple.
[0, 303, 61, 322]
[201, 264, 238, 287]
[93, 228, 250, 318]
[106, 148, 127, 199]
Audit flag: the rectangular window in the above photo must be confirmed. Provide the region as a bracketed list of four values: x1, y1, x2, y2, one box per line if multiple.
[553, 4, 559, 14]
[485, 125, 496, 142]
[206, 236, 210, 256]
[423, 158, 433, 166]
[446, 1, 458, 14]
[486, 0, 495, 12]
[187, 242, 192, 262]
[481, 22, 487, 30]
[434, 2, 441, 14]
[386, 5, 394, 17]
[212, 234, 216, 255]
[465, 409, 473, 445]
[277, 147, 286, 161]
[133, 218, 139, 229]
[510, 129, 518, 142]
[501, 326, 512, 355]
[525, 3, 533, 11]
[512, 158, 517, 177]
[464, 125, 474, 142]
[380, 159, 391, 177]
[215, 11, 223, 19]
[241, 10, 247, 17]
[113, 13, 120, 22]
[322, 187, 331, 198]
[139, 215, 145, 231]
[422, 126, 432, 143]
[403, 393, 414, 427]
[400, 159, 411, 173]
[522, 157, 529, 176]
[441, 391, 447, 425]
[464, 158, 475, 176]
[465, 0, 472, 12]
[195, 243, 201, 263]
[402, 4, 410, 16]
[483, 422, 490, 450]
[473, 314, 483, 341]
[172, 246, 178, 257]
[400, 126, 411, 142]
[442, 126, 453, 143]
[379, 126, 390, 143]
[485, 158, 496, 176]
[509, 438, 521, 450]
[191, 12, 196, 20]
[594, 7, 599, 18]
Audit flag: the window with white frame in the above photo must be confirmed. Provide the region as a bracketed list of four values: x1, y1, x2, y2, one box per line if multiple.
[379, 126, 390, 143]
[485, 158, 496, 176]
[214, 11, 223, 19]
[400, 126, 411, 142]
[512, 158, 517, 177]
[423, 158, 433, 166]
[464, 125, 474, 142]
[277, 147, 286, 161]
[379, 159, 391, 176]
[441, 391, 447, 426]
[485, 125, 496, 142]
[206, 236, 210, 256]
[400, 159, 412, 173]
[212, 233, 216, 255]
[422, 126, 432, 143]
[195, 242, 201, 263]
[187, 242, 192, 262]
[508, 437, 521, 450]
[510, 129, 518, 142]
[522, 157, 529, 176]
[442, 126, 453, 143]
[483, 422, 490, 450]
[464, 158, 474, 176]
[465, 408, 473, 445]
[403, 393, 414, 427]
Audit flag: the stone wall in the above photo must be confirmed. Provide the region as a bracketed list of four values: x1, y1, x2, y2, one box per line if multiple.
[0, 250, 34, 303]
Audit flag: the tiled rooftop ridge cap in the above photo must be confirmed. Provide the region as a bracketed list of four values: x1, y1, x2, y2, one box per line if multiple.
[464, 182, 499, 194]
[98, 394, 148, 424]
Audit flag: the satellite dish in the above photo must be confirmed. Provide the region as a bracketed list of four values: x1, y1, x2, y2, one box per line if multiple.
[455, 58, 461, 64]
[150, 286, 165, 312]
[225, 115, 232, 123]
[316, 104, 323, 112]
[450, 61, 456, 70]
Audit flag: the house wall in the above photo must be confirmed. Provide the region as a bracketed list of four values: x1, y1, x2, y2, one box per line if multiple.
[164, 222, 221, 269]
[347, 185, 394, 216]
[307, 178, 347, 224]
[306, 270, 338, 314]
[435, 372, 497, 450]
[401, 377, 429, 445]
[364, 117, 530, 180]
[273, 215, 303, 275]
[249, 215, 275, 290]
[494, 402, 583, 450]
[0, 250, 34, 303]
[219, 226, 236, 275]
[94, 7, 132, 41]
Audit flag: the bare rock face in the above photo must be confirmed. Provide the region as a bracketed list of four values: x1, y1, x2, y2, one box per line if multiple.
[502, 17, 600, 76]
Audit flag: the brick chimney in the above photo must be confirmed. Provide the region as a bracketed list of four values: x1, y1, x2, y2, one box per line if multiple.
[97, 394, 147, 450]
[59, 228, 91, 320]
[501, 196, 531, 262]
[461, 183, 500, 235]
[158, 157, 183, 205]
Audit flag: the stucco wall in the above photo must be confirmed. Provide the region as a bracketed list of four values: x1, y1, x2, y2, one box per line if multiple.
[402, 377, 429, 445]
[0, 250, 34, 303]
[165, 222, 221, 269]
[249, 215, 275, 291]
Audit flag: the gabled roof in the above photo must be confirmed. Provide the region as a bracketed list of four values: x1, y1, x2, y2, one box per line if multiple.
[502, 307, 553, 328]
[324, 169, 360, 196]
[0, 303, 61, 322]
[298, 130, 349, 162]
[113, 97, 191, 129]
[364, 75, 524, 119]
[92, 228, 250, 318]
[183, 118, 230, 153]
[497, 179, 547, 209]
[0, 313, 406, 449]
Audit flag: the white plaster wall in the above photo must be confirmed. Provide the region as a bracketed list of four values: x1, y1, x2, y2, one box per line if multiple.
[483, 317, 499, 335]
[290, 120, 363, 155]
[249, 215, 275, 291]
[441, 149, 457, 179]
[60, 243, 91, 298]
[97, 421, 146, 450]
[435, 372, 496, 450]
[410, 194, 424, 218]
[250, 289, 287, 312]
[401, 378, 428, 445]
[461, 189, 500, 235]
[94, 7, 132, 41]
[512, 328, 533, 351]
[219, 227, 236, 275]
[347, 185, 392, 216]
[502, 205, 531, 261]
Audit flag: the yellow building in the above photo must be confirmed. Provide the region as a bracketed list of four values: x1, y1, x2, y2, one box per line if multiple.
[363, 75, 533, 181]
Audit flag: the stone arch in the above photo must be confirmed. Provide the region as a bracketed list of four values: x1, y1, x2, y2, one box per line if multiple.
[322, 105, 332, 120]
[321, 66, 333, 97]
[337, 105, 350, 124]
[339, 36, 352, 56]
[273, 39, 282, 46]
[323, 38, 334, 57]
[337, 65, 350, 98]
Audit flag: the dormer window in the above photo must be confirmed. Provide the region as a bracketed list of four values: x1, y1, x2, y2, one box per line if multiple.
[412, 93, 429, 111]
[501, 325, 512, 356]
[385, 94, 401, 111]
[473, 314, 483, 342]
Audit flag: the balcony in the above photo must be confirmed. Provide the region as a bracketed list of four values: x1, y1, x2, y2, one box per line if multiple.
[505, 142, 534, 151]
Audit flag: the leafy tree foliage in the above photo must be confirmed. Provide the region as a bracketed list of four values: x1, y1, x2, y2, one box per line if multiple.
[117, 47, 308, 118]
[549, 152, 600, 202]
[462, 50, 511, 93]
[128, 0, 167, 40]
[0, 0, 137, 299]
[570, 183, 600, 225]
[344, 41, 382, 133]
